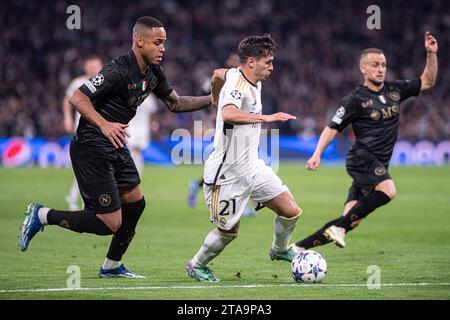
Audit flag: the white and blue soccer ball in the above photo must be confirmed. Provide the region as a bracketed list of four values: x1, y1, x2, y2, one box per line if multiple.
[291, 250, 327, 283]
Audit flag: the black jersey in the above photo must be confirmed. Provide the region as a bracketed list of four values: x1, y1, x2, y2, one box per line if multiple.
[328, 78, 421, 167]
[77, 50, 173, 150]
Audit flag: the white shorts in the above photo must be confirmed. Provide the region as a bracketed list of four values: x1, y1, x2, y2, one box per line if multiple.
[203, 164, 288, 230]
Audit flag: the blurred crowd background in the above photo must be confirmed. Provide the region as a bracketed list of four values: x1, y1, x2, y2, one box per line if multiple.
[1, 0, 449, 141]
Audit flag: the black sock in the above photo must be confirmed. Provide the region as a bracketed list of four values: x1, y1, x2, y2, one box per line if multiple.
[47, 209, 113, 235]
[106, 197, 146, 261]
[295, 217, 342, 249]
[336, 191, 391, 232]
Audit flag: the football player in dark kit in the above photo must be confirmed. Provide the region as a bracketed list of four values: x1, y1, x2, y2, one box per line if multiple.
[292, 32, 438, 252]
[19, 17, 215, 278]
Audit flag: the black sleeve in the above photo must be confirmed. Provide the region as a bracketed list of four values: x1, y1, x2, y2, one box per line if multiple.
[394, 78, 421, 102]
[152, 66, 174, 99]
[328, 94, 358, 132]
[79, 62, 125, 99]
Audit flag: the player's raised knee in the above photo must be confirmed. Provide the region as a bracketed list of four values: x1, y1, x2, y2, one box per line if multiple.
[384, 189, 396, 200]
[97, 212, 122, 233]
[379, 185, 396, 200]
[286, 202, 302, 219]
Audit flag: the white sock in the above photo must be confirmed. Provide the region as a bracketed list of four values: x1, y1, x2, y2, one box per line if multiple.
[191, 228, 237, 267]
[37, 207, 50, 225]
[272, 212, 301, 252]
[102, 258, 121, 270]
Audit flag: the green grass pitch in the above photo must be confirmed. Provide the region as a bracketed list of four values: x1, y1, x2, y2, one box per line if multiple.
[0, 164, 449, 299]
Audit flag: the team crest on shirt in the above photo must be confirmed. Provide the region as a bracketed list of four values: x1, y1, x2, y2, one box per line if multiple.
[230, 90, 242, 100]
[98, 194, 112, 206]
[378, 95, 387, 104]
[91, 74, 104, 86]
[374, 167, 386, 176]
[388, 91, 400, 101]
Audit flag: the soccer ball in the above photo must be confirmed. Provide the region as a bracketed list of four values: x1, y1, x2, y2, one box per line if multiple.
[291, 250, 327, 283]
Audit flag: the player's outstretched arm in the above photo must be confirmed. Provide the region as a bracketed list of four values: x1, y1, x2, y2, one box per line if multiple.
[162, 90, 212, 113]
[69, 89, 129, 148]
[420, 31, 438, 91]
[306, 126, 338, 171]
[222, 105, 296, 125]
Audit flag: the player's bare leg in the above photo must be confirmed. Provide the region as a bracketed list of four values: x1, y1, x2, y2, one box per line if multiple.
[264, 190, 301, 262]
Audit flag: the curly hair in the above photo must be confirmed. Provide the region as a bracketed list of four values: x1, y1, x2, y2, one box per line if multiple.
[238, 34, 278, 63]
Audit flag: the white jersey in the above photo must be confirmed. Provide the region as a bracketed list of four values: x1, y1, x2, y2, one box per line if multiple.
[204, 68, 264, 185]
[127, 94, 158, 150]
[65, 76, 89, 132]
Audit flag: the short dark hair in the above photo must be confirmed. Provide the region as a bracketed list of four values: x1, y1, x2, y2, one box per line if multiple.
[133, 17, 164, 37]
[238, 34, 278, 63]
[134, 16, 164, 29]
[360, 48, 384, 62]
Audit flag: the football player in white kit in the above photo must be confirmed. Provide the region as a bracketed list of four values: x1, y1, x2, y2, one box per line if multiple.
[62, 56, 103, 210]
[126, 94, 158, 177]
[186, 35, 302, 282]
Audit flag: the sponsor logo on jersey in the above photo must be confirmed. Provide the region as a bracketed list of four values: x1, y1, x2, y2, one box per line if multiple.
[370, 110, 381, 121]
[362, 100, 374, 108]
[380, 105, 399, 119]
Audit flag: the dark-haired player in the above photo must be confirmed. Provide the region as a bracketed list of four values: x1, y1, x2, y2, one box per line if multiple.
[19, 17, 215, 278]
[186, 35, 301, 282]
[292, 32, 438, 252]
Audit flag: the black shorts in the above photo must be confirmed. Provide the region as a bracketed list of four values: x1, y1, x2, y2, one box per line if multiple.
[345, 151, 391, 203]
[70, 139, 141, 213]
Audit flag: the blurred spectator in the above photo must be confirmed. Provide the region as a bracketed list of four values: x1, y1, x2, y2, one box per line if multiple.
[0, 0, 448, 141]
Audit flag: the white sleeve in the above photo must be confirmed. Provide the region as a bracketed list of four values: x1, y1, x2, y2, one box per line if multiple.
[221, 81, 245, 109]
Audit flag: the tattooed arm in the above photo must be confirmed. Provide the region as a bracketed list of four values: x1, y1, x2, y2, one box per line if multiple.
[162, 90, 212, 113]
